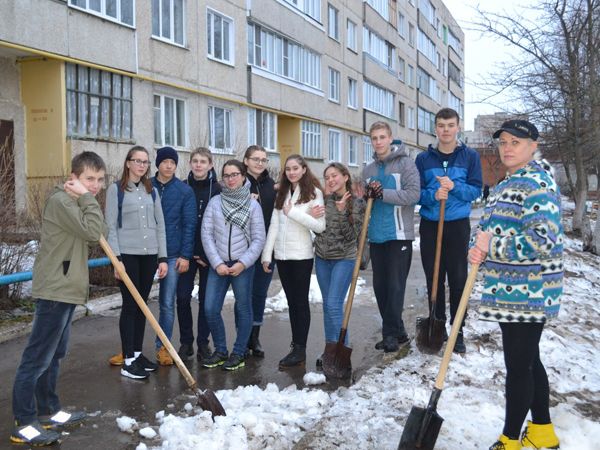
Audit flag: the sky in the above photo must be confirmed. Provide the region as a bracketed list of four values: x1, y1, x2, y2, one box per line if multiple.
[442, 0, 534, 131]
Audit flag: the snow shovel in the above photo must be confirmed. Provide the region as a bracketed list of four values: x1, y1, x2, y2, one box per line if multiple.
[398, 263, 480, 450]
[322, 198, 373, 379]
[99, 236, 226, 418]
[416, 199, 447, 355]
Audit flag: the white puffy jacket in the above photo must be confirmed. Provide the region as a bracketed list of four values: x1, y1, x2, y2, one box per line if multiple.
[261, 186, 326, 262]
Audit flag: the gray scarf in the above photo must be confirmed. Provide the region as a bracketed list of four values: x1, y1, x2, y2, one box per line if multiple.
[221, 185, 252, 232]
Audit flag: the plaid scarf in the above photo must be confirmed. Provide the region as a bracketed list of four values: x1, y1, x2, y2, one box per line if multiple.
[220, 185, 252, 232]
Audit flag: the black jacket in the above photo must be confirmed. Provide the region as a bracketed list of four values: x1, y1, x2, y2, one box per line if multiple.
[185, 168, 222, 262]
[247, 169, 276, 233]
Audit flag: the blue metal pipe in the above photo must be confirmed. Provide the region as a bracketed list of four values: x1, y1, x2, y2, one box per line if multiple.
[0, 258, 111, 286]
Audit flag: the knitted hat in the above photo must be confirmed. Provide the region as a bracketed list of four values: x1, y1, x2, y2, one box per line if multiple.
[156, 146, 179, 167]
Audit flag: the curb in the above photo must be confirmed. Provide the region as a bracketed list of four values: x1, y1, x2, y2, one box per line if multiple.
[0, 284, 160, 345]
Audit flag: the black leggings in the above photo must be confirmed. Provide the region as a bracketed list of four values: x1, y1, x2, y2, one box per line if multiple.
[276, 259, 314, 347]
[118, 254, 158, 358]
[500, 322, 551, 439]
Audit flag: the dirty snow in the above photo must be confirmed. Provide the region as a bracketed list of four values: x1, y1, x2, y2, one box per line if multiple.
[303, 372, 327, 386]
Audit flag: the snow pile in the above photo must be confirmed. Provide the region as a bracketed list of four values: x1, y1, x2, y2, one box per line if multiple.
[303, 372, 326, 386]
[139, 427, 157, 439]
[116, 416, 138, 433]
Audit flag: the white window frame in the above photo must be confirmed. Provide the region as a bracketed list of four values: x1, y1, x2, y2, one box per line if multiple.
[207, 8, 235, 66]
[67, 63, 133, 140]
[398, 57, 405, 82]
[302, 120, 322, 159]
[408, 107, 415, 129]
[398, 12, 405, 38]
[68, 0, 135, 27]
[208, 105, 233, 153]
[348, 77, 358, 109]
[408, 64, 414, 88]
[418, 0, 436, 27]
[418, 107, 436, 135]
[417, 27, 436, 64]
[328, 68, 340, 103]
[328, 4, 339, 41]
[347, 20, 357, 52]
[363, 135, 374, 163]
[348, 135, 358, 166]
[283, 0, 321, 21]
[152, 0, 185, 47]
[363, 80, 394, 118]
[363, 27, 396, 70]
[328, 129, 342, 162]
[408, 23, 415, 47]
[154, 94, 187, 148]
[365, 0, 389, 20]
[248, 108, 277, 152]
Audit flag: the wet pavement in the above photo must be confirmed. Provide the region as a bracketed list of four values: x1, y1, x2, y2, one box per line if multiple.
[0, 249, 430, 450]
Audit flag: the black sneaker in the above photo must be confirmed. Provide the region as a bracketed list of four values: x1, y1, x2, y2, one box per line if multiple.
[383, 335, 399, 353]
[202, 351, 228, 368]
[197, 345, 213, 361]
[11, 420, 60, 446]
[453, 331, 467, 355]
[135, 354, 158, 372]
[222, 354, 245, 371]
[39, 410, 86, 428]
[121, 359, 150, 379]
[178, 344, 194, 362]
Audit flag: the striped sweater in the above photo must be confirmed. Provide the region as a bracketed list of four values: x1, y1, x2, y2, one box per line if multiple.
[471, 159, 563, 323]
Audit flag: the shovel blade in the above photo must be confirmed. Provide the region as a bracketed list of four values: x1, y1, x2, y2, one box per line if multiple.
[197, 389, 226, 418]
[398, 405, 444, 450]
[322, 342, 352, 379]
[415, 316, 446, 355]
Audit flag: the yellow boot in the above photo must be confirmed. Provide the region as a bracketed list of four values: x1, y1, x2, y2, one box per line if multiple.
[521, 421, 560, 449]
[156, 346, 173, 365]
[490, 435, 523, 450]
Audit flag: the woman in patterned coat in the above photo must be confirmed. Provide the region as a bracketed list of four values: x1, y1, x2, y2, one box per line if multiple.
[469, 120, 563, 450]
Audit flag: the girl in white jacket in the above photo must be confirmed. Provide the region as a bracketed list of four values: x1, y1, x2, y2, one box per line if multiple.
[262, 154, 326, 369]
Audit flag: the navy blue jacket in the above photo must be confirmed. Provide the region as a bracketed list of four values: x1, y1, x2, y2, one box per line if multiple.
[150, 174, 197, 260]
[185, 168, 222, 262]
[415, 141, 482, 222]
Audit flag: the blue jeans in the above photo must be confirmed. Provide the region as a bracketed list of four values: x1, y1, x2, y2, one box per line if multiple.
[12, 299, 76, 425]
[176, 258, 211, 347]
[315, 257, 355, 344]
[205, 262, 255, 357]
[251, 259, 275, 326]
[156, 257, 180, 351]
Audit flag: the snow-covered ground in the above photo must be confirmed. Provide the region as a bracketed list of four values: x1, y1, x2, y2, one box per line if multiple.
[119, 199, 600, 449]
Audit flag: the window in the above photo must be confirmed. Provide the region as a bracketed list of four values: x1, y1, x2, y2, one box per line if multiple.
[448, 28, 462, 58]
[348, 78, 358, 109]
[407, 64, 414, 88]
[152, 0, 185, 46]
[443, 58, 447, 77]
[363, 27, 396, 70]
[347, 20, 357, 52]
[284, 0, 321, 21]
[408, 23, 415, 47]
[417, 28, 436, 64]
[247, 23, 322, 89]
[208, 105, 232, 152]
[449, 91, 462, 113]
[328, 5, 339, 40]
[409, 0, 415, 5]
[328, 129, 341, 162]
[449, 60, 461, 87]
[365, 0, 389, 20]
[399, 101, 405, 126]
[328, 68, 340, 102]
[437, 19, 442, 38]
[398, 57, 405, 82]
[207, 9, 234, 64]
[154, 94, 186, 147]
[248, 108, 277, 151]
[66, 63, 132, 140]
[302, 121, 322, 158]
[408, 107, 415, 129]
[348, 135, 358, 166]
[436, 52, 441, 71]
[418, 107, 436, 135]
[417, 66, 437, 100]
[398, 12, 405, 38]
[69, 0, 134, 26]
[363, 135, 374, 163]
[419, 0, 436, 26]
[363, 80, 394, 118]
[443, 25, 447, 43]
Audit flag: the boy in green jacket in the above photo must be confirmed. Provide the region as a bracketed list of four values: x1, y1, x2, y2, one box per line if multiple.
[11, 152, 108, 446]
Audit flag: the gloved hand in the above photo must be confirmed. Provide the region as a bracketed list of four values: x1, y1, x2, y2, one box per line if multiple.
[363, 181, 383, 199]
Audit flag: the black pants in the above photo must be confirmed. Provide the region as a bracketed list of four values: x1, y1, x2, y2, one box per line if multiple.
[176, 258, 211, 347]
[419, 217, 470, 329]
[118, 254, 158, 358]
[370, 240, 412, 338]
[500, 322, 551, 439]
[276, 259, 314, 347]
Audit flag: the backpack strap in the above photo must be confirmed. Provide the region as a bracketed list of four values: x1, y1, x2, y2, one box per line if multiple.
[116, 181, 156, 229]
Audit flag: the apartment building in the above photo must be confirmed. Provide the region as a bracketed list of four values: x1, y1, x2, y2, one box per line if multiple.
[0, 0, 464, 209]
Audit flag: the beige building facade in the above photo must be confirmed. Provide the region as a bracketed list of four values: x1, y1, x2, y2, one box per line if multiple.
[0, 0, 464, 207]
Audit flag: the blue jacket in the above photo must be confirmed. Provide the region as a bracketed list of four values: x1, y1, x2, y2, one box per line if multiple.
[151, 174, 197, 260]
[416, 141, 482, 222]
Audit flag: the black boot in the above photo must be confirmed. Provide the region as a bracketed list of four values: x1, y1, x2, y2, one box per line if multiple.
[453, 331, 467, 354]
[249, 325, 265, 357]
[279, 343, 306, 369]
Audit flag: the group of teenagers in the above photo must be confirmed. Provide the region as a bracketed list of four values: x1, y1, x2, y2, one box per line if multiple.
[11, 107, 563, 450]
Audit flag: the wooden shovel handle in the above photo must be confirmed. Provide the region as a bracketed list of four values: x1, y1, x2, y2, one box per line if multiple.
[434, 263, 480, 390]
[99, 236, 200, 394]
[339, 198, 374, 334]
[430, 199, 446, 308]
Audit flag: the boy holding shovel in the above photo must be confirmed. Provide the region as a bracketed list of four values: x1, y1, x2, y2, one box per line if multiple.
[11, 152, 108, 446]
